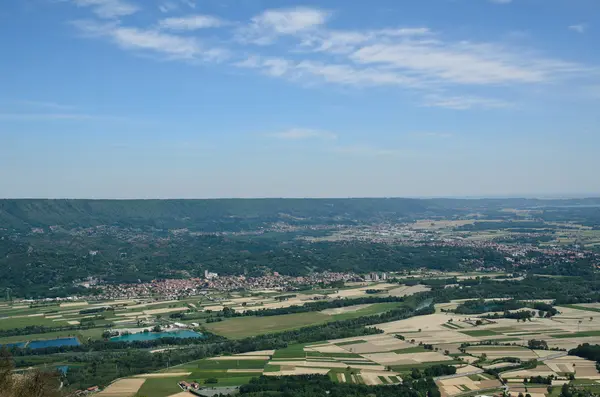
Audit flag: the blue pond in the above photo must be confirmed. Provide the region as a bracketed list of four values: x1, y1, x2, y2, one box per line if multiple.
[28, 337, 81, 349]
[110, 330, 202, 342]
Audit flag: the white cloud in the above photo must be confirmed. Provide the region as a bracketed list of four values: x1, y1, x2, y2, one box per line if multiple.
[270, 128, 337, 140]
[238, 7, 330, 44]
[158, 1, 178, 13]
[423, 95, 511, 110]
[254, 7, 329, 34]
[236, 56, 418, 87]
[490, 0, 512, 4]
[73, 20, 228, 61]
[181, 0, 196, 8]
[350, 41, 581, 85]
[71, 0, 139, 19]
[569, 24, 587, 34]
[65, 1, 592, 110]
[300, 27, 432, 54]
[159, 14, 226, 31]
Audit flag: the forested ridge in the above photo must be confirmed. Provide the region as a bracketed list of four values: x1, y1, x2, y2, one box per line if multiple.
[2, 198, 600, 231]
[0, 233, 508, 297]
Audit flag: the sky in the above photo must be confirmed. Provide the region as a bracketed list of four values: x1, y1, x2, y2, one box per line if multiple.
[1, 0, 599, 199]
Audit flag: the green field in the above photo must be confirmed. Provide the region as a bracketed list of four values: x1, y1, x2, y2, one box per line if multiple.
[136, 378, 182, 397]
[0, 316, 69, 330]
[204, 312, 331, 338]
[272, 343, 312, 359]
[168, 358, 267, 372]
[335, 340, 368, 346]
[390, 360, 461, 372]
[0, 328, 104, 344]
[467, 346, 527, 351]
[393, 346, 427, 354]
[552, 330, 600, 338]
[459, 329, 499, 337]
[330, 302, 404, 321]
[204, 302, 404, 339]
[560, 305, 600, 313]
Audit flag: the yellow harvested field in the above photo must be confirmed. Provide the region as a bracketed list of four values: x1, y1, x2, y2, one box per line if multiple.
[437, 375, 502, 397]
[484, 362, 519, 370]
[321, 304, 372, 315]
[167, 393, 193, 397]
[60, 302, 89, 308]
[501, 369, 557, 378]
[133, 372, 191, 378]
[361, 351, 451, 366]
[227, 369, 263, 373]
[67, 320, 80, 325]
[387, 285, 431, 297]
[337, 373, 346, 383]
[265, 367, 330, 376]
[209, 355, 270, 360]
[455, 365, 481, 374]
[468, 349, 537, 360]
[374, 313, 471, 333]
[361, 372, 383, 385]
[116, 312, 145, 317]
[236, 350, 275, 356]
[143, 307, 188, 315]
[269, 360, 386, 371]
[98, 378, 146, 397]
[307, 345, 349, 354]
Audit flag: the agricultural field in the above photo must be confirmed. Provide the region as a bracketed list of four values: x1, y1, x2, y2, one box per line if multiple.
[121, 332, 469, 396]
[204, 301, 406, 339]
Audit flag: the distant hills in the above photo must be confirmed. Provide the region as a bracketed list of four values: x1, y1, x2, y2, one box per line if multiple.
[2, 198, 600, 231]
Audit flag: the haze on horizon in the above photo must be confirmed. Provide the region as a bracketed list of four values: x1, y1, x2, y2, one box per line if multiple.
[1, 0, 599, 199]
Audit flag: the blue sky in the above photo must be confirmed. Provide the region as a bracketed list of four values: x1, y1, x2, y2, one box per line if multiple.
[1, 0, 599, 198]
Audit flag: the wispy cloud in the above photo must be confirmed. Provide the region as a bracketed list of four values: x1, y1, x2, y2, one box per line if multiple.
[569, 24, 587, 34]
[71, 0, 139, 19]
[350, 41, 581, 85]
[489, 0, 512, 4]
[238, 7, 330, 44]
[158, 1, 178, 13]
[423, 95, 512, 110]
[181, 0, 195, 8]
[72, 20, 229, 61]
[158, 14, 226, 31]
[269, 128, 337, 140]
[236, 56, 418, 87]
[231, 7, 585, 96]
[63, 3, 594, 110]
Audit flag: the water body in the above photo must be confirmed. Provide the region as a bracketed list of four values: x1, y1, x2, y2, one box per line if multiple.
[28, 337, 81, 349]
[110, 330, 202, 342]
[57, 365, 69, 375]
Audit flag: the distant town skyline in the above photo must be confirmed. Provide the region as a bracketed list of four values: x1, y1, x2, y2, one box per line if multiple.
[1, 0, 599, 198]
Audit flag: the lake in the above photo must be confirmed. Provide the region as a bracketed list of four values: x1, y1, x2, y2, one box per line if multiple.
[110, 330, 203, 342]
[28, 337, 81, 349]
